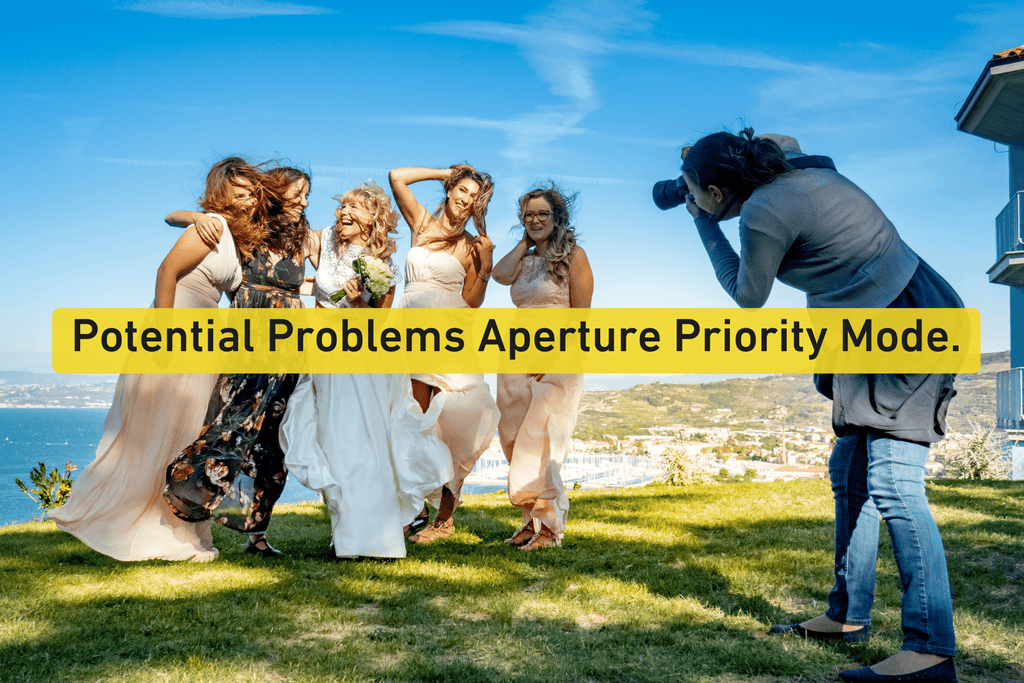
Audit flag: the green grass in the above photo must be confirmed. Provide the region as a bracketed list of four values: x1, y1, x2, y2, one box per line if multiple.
[2, 481, 1022, 682]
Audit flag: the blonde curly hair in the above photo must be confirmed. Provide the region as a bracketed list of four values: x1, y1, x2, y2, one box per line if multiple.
[333, 182, 399, 260]
[517, 181, 578, 283]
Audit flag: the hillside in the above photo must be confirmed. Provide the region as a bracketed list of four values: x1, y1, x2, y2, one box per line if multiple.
[575, 350, 1009, 438]
[0, 353, 1009, 435]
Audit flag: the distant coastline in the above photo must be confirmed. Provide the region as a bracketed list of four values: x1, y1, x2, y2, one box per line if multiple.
[0, 403, 113, 409]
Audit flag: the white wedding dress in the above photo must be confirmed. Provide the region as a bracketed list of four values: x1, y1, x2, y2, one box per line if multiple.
[396, 245, 501, 506]
[280, 227, 453, 558]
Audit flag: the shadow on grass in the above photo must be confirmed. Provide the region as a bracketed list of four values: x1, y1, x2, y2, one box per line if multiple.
[2, 480, 1022, 681]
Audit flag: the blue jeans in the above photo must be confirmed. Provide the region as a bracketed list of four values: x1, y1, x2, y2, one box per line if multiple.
[826, 430, 956, 656]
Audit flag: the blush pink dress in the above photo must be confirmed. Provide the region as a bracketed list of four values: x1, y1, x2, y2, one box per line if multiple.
[50, 218, 241, 561]
[497, 254, 583, 542]
[396, 245, 500, 507]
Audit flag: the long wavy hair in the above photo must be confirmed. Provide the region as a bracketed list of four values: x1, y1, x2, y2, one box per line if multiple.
[425, 163, 494, 247]
[334, 182, 399, 260]
[517, 181, 579, 283]
[681, 127, 792, 200]
[197, 156, 266, 261]
[261, 165, 312, 260]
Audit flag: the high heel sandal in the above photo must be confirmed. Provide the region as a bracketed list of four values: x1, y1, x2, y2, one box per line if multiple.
[504, 524, 535, 548]
[520, 526, 559, 551]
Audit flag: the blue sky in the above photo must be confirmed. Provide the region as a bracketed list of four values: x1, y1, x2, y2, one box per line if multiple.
[3, 0, 1022, 376]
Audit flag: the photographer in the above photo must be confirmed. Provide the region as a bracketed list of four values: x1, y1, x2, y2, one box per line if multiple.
[657, 128, 960, 683]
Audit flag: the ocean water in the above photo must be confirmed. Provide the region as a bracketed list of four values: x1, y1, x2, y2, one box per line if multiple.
[0, 408, 320, 527]
[1, 409, 664, 528]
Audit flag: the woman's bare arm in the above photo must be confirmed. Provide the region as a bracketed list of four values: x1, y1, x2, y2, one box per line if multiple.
[491, 237, 530, 285]
[155, 227, 215, 308]
[388, 167, 451, 236]
[306, 228, 322, 271]
[568, 245, 594, 308]
[460, 235, 494, 308]
[165, 210, 224, 248]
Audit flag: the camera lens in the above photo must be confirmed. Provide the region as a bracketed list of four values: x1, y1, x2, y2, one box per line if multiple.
[652, 176, 688, 211]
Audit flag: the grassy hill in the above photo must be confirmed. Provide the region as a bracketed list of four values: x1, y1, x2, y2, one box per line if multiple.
[575, 351, 1009, 439]
[1, 482, 1021, 682]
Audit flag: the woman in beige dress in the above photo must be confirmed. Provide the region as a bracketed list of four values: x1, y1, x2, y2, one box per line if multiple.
[490, 183, 593, 550]
[50, 157, 266, 561]
[388, 164, 501, 544]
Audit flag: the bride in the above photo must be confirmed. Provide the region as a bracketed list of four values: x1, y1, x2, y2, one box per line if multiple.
[280, 182, 453, 558]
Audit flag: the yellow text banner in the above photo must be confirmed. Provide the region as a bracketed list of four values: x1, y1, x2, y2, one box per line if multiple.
[52, 308, 980, 375]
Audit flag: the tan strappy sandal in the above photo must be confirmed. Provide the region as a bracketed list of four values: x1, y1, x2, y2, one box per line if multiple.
[504, 524, 535, 547]
[409, 518, 454, 544]
[520, 526, 559, 551]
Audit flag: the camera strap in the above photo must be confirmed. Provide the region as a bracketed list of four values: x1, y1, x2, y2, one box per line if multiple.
[788, 154, 836, 171]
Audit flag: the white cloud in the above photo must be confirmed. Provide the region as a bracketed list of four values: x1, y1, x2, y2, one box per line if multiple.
[94, 158, 198, 167]
[613, 38, 968, 111]
[309, 165, 388, 176]
[402, 0, 655, 164]
[64, 117, 102, 166]
[547, 174, 629, 186]
[385, 110, 592, 164]
[400, 1, 986, 162]
[121, 0, 335, 19]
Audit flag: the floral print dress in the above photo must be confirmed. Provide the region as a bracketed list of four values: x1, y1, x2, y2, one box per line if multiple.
[165, 249, 304, 534]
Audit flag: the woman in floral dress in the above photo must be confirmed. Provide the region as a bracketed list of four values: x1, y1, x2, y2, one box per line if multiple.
[165, 166, 318, 557]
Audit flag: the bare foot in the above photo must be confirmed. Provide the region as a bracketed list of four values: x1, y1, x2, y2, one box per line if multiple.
[870, 651, 949, 675]
[799, 614, 865, 633]
[190, 549, 219, 563]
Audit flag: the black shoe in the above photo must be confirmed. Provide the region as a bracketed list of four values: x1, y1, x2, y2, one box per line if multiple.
[244, 538, 283, 558]
[838, 658, 956, 682]
[769, 622, 871, 643]
[405, 505, 430, 536]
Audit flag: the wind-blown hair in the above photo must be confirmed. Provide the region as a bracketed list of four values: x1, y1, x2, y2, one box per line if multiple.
[262, 165, 312, 260]
[334, 182, 399, 260]
[428, 163, 494, 245]
[681, 127, 792, 200]
[197, 156, 266, 261]
[517, 181, 579, 284]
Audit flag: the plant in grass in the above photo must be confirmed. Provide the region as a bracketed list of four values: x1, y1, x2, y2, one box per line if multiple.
[942, 426, 1010, 480]
[660, 447, 712, 486]
[15, 461, 77, 510]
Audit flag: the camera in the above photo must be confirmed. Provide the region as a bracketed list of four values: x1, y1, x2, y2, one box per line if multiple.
[652, 175, 690, 211]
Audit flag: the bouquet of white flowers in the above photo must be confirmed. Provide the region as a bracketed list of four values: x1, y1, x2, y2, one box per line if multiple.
[330, 255, 395, 303]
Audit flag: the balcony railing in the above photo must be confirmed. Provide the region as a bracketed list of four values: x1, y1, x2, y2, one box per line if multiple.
[989, 192, 1024, 285]
[997, 368, 1024, 429]
[996, 191, 1024, 258]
